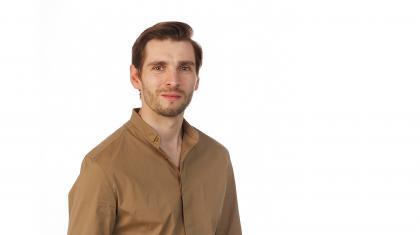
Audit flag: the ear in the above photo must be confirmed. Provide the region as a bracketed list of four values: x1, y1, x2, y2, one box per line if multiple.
[194, 77, 200, 91]
[130, 64, 142, 90]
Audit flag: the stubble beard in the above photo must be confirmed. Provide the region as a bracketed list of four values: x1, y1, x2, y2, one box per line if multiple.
[143, 87, 194, 117]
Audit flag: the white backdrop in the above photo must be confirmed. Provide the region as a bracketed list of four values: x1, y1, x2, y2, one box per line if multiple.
[1, 0, 419, 234]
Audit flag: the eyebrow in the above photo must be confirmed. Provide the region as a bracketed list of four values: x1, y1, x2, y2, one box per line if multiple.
[145, 60, 195, 67]
[178, 61, 195, 66]
[146, 61, 167, 67]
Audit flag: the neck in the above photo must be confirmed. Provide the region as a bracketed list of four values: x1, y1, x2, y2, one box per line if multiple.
[138, 106, 184, 147]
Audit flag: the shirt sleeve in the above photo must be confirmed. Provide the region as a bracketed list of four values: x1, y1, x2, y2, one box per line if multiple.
[67, 157, 117, 235]
[216, 158, 242, 235]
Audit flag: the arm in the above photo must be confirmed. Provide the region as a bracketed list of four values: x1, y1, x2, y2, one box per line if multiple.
[67, 157, 117, 235]
[216, 158, 242, 235]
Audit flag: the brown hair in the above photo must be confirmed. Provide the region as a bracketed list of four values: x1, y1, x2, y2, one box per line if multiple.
[132, 21, 203, 75]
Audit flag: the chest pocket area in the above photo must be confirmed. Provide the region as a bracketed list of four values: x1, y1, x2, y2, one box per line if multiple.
[118, 179, 181, 226]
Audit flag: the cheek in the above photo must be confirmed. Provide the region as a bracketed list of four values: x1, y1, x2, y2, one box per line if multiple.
[142, 77, 162, 89]
[183, 74, 199, 87]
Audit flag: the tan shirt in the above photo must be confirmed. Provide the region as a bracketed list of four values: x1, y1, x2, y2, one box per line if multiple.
[67, 108, 242, 235]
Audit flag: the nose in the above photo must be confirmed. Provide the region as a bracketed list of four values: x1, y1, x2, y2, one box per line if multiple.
[165, 69, 180, 87]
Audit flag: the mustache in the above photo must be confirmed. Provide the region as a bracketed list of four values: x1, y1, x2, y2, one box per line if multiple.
[157, 88, 185, 95]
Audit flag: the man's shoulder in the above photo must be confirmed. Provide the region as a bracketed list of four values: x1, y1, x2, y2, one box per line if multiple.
[194, 127, 230, 157]
[83, 121, 130, 167]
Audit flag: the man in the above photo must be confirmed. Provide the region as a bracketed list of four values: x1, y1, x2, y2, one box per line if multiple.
[67, 21, 242, 235]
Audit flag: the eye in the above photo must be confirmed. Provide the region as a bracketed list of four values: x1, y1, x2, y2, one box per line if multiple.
[152, 65, 164, 71]
[179, 65, 192, 71]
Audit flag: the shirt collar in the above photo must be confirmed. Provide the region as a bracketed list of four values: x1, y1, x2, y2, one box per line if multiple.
[128, 108, 199, 149]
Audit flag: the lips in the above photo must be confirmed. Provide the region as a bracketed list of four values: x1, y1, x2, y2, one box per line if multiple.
[160, 92, 182, 101]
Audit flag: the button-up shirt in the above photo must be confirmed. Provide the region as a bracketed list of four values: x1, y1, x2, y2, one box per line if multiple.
[67, 108, 242, 235]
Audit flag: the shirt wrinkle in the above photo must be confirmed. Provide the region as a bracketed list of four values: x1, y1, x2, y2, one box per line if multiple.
[89, 157, 118, 201]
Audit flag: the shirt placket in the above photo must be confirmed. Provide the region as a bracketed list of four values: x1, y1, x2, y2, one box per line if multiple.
[153, 135, 197, 235]
[152, 136, 188, 234]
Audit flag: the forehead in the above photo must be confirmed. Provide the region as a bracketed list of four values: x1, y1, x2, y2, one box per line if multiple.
[143, 39, 195, 63]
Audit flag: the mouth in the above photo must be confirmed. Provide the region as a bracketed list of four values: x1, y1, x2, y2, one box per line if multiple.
[160, 92, 182, 101]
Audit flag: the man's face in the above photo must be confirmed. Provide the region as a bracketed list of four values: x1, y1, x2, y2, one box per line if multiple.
[131, 39, 199, 117]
